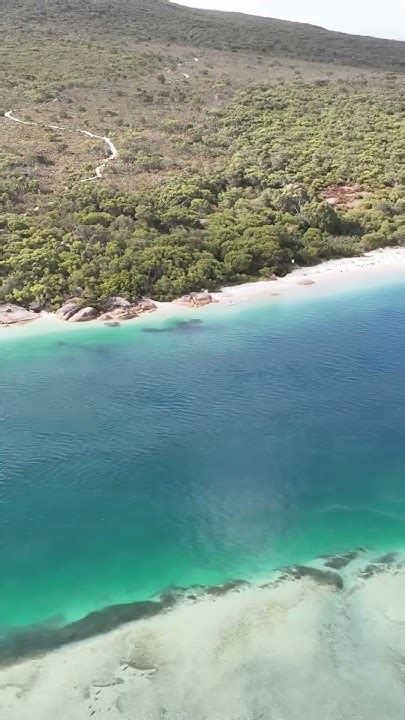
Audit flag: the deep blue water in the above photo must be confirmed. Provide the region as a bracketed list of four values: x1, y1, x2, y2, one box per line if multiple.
[1, 284, 405, 632]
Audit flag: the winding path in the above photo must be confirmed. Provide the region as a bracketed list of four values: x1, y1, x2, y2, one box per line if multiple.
[4, 110, 118, 182]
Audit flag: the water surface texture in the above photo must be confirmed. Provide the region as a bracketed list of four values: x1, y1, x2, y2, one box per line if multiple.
[1, 284, 405, 632]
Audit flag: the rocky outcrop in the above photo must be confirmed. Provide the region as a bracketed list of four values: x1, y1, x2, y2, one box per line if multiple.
[0, 303, 39, 326]
[56, 299, 82, 320]
[29, 301, 42, 312]
[68, 306, 98, 322]
[56, 300, 99, 322]
[55, 297, 157, 323]
[104, 296, 132, 310]
[137, 298, 157, 313]
[98, 298, 157, 322]
[175, 292, 217, 308]
[322, 550, 360, 570]
[98, 307, 140, 322]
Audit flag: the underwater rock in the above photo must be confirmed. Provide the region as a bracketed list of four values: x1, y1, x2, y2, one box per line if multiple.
[287, 565, 343, 590]
[0, 599, 165, 667]
[322, 550, 360, 570]
[375, 552, 398, 564]
[159, 579, 250, 605]
[203, 579, 250, 596]
[143, 319, 203, 334]
[360, 553, 402, 579]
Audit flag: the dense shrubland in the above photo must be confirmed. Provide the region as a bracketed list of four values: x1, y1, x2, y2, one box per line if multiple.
[3, 0, 404, 72]
[1, 0, 404, 310]
[1, 81, 403, 308]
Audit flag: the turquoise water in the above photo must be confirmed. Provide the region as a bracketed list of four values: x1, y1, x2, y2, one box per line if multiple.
[1, 284, 405, 634]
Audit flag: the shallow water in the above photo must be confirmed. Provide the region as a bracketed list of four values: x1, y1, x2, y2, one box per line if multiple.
[1, 283, 405, 635]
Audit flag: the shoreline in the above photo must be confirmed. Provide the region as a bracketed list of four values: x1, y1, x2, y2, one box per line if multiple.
[0, 546, 401, 665]
[1, 247, 405, 342]
[1, 547, 404, 718]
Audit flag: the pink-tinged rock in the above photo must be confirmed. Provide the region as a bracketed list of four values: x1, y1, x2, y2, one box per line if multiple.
[175, 292, 216, 308]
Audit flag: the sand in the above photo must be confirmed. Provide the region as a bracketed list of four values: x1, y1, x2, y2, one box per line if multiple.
[213, 247, 405, 305]
[1, 551, 404, 719]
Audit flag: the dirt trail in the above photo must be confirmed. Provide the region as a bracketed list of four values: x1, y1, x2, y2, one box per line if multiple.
[4, 110, 118, 182]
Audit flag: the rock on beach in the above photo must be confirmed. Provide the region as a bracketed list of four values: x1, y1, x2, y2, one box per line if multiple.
[175, 292, 217, 308]
[0, 303, 39, 325]
[68, 307, 98, 322]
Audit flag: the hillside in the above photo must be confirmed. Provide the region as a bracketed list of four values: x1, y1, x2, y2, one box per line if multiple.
[3, 0, 405, 71]
[1, 0, 404, 310]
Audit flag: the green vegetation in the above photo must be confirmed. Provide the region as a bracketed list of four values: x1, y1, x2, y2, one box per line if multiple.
[1, 0, 404, 309]
[3, 0, 404, 72]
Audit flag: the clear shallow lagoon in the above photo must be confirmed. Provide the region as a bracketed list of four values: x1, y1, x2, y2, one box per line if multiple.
[1, 283, 405, 633]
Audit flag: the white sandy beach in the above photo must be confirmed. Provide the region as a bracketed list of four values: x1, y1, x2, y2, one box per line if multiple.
[0, 553, 404, 720]
[1, 247, 405, 342]
[213, 247, 405, 304]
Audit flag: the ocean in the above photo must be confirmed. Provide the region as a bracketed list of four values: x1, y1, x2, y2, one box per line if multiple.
[1, 281, 405, 644]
